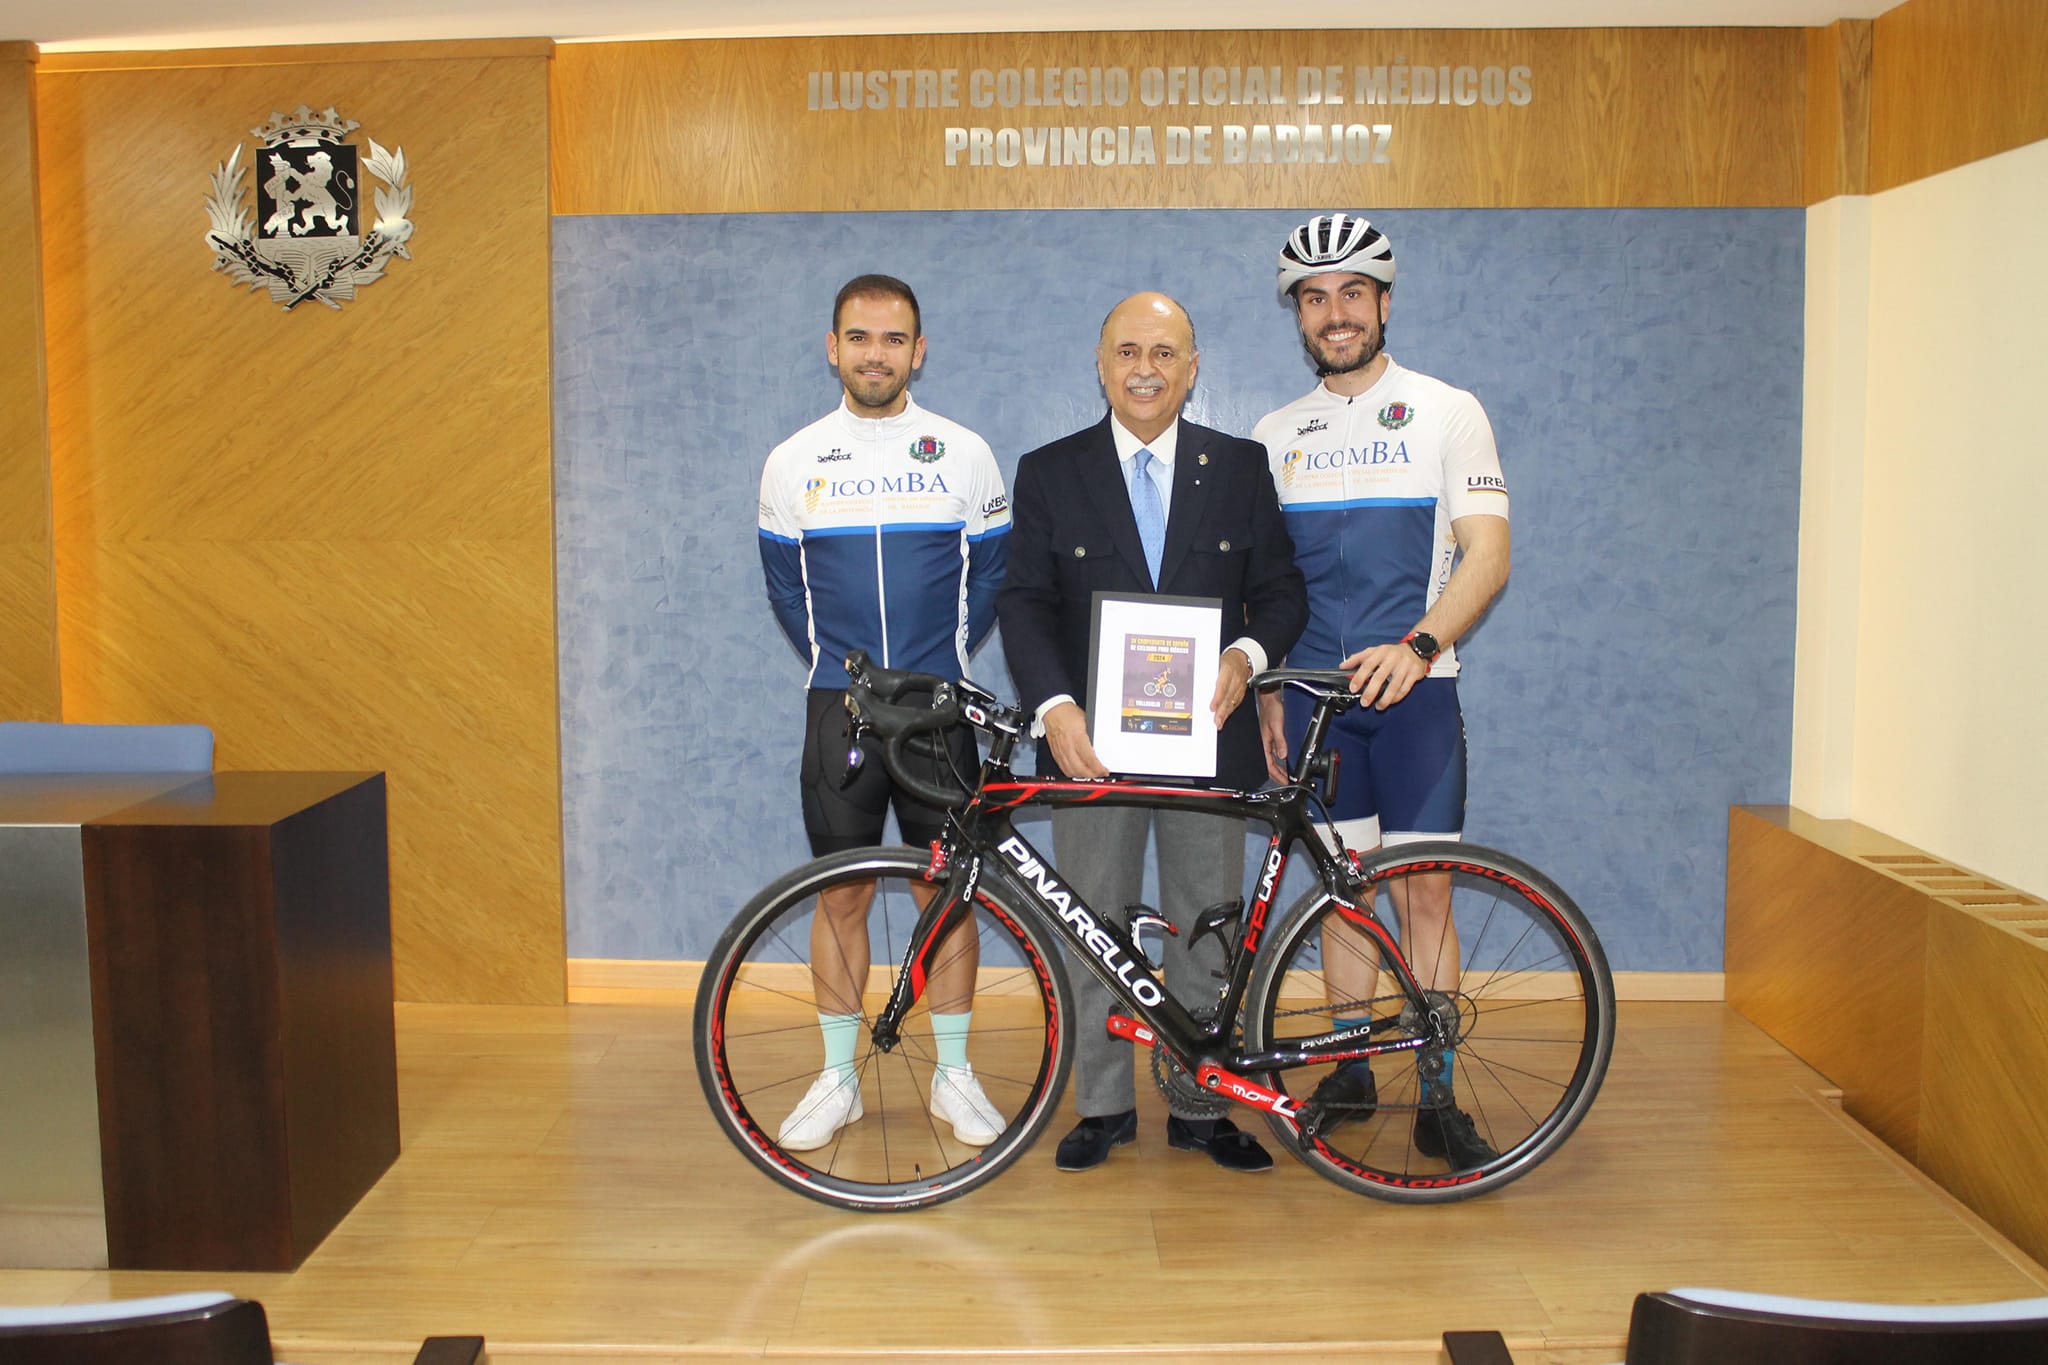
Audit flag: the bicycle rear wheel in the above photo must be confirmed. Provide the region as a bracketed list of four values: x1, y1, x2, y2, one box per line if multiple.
[695, 847, 1074, 1211]
[1241, 841, 1615, 1202]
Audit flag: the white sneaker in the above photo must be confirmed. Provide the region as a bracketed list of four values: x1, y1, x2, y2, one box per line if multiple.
[777, 1070, 863, 1151]
[930, 1064, 1005, 1146]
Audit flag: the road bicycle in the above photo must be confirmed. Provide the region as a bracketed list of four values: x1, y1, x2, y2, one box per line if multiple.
[695, 651, 1615, 1211]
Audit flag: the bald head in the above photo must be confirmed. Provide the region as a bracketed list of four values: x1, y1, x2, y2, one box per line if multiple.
[1096, 292, 1200, 444]
[1099, 292, 1198, 352]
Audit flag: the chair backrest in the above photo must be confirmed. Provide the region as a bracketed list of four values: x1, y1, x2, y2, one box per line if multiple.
[0, 722, 214, 774]
[0, 1293, 272, 1365]
[1627, 1288, 2048, 1365]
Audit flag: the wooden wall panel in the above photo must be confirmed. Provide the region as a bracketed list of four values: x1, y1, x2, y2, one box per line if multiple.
[0, 43, 60, 721]
[37, 45, 562, 1004]
[1803, 20, 1871, 203]
[1921, 905, 2048, 1268]
[1872, 0, 2048, 192]
[1724, 807, 1927, 1159]
[1727, 804, 2048, 1268]
[551, 27, 1805, 214]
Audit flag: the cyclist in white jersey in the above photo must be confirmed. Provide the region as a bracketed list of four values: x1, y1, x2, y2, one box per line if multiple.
[757, 275, 1011, 1154]
[1252, 215, 1511, 1169]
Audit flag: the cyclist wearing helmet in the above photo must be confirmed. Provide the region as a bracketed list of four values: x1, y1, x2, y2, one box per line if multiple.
[757, 273, 1011, 1154]
[1253, 213, 1511, 1169]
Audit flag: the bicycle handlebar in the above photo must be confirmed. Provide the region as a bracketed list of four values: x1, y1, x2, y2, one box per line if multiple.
[843, 650, 970, 812]
[839, 653, 1366, 814]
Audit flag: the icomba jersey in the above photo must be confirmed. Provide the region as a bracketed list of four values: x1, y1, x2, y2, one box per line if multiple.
[1253, 356, 1508, 676]
[759, 394, 1011, 688]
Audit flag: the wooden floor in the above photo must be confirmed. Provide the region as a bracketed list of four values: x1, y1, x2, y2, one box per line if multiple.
[4, 1001, 2044, 1364]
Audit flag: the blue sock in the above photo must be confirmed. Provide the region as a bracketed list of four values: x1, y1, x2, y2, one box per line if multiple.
[1334, 1015, 1373, 1071]
[1422, 1052, 1455, 1102]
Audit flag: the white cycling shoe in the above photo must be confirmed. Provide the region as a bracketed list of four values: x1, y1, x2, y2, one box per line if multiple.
[777, 1070, 863, 1151]
[930, 1064, 1005, 1146]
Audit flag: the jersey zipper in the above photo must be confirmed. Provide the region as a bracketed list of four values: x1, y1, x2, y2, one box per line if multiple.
[869, 419, 890, 666]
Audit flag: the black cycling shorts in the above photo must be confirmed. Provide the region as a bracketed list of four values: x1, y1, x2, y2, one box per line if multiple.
[799, 687, 977, 856]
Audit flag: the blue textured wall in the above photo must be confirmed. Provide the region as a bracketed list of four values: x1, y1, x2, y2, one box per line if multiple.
[553, 208, 1803, 970]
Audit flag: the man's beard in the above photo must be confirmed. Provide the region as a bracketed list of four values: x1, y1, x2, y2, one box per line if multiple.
[1301, 321, 1386, 378]
[842, 366, 908, 411]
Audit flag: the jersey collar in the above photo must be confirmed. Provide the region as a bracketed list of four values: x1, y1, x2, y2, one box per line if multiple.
[834, 390, 926, 439]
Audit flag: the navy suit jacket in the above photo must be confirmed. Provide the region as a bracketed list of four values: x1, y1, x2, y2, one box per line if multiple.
[997, 414, 1306, 789]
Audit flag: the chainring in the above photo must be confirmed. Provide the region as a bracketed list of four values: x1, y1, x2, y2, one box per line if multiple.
[1149, 1040, 1233, 1119]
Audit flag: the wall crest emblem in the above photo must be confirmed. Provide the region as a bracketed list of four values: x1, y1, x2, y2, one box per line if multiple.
[204, 105, 415, 311]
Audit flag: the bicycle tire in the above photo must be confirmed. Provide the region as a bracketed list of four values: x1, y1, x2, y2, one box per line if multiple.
[695, 846, 1074, 1211]
[1240, 841, 1615, 1202]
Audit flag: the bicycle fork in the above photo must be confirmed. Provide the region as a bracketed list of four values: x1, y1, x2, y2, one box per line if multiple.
[869, 843, 979, 1054]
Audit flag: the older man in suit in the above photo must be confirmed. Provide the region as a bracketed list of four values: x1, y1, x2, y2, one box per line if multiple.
[997, 292, 1306, 1173]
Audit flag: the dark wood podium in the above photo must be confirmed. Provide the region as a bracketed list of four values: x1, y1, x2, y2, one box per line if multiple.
[80, 772, 398, 1271]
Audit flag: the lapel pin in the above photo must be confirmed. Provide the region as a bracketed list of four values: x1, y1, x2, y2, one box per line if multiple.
[1197, 452, 1209, 466]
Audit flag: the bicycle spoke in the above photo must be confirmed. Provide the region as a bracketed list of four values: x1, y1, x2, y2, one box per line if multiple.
[1243, 847, 1614, 1202]
[698, 850, 1071, 1210]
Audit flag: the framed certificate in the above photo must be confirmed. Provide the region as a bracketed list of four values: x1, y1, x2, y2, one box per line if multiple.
[1085, 592, 1224, 779]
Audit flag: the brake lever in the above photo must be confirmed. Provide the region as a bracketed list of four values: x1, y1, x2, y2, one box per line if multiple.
[840, 697, 870, 789]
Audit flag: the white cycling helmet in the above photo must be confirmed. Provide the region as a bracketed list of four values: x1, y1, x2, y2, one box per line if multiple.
[1276, 212, 1395, 302]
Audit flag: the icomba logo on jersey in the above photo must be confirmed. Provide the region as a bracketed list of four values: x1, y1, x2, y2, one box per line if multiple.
[1295, 442, 1411, 469]
[823, 472, 951, 497]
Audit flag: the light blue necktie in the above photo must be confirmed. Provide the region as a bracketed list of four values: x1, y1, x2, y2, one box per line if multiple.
[1132, 448, 1165, 588]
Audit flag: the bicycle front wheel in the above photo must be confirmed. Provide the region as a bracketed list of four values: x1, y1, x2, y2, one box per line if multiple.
[1242, 841, 1615, 1202]
[695, 847, 1074, 1211]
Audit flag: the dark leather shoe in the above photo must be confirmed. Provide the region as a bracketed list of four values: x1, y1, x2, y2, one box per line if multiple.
[1166, 1116, 1273, 1172]
[1306, 1060, 1378, 1135]
[1055, 1111, 1137, 1171]
[1414, 1101, 1499, 1168]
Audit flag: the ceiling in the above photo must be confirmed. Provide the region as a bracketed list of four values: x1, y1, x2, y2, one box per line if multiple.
[20, 1, 1903, 56]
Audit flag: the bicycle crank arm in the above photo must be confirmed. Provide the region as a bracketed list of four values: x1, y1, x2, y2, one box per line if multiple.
[1193, 1064, 1301, 1129]
[1105, 1014, 1157, 1046]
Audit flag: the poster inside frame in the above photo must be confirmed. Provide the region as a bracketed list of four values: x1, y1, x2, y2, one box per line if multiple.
[1086, 592, 1223, 779]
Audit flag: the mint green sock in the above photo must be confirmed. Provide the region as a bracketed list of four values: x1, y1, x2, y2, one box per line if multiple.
[818, 1012, 861, 1081]
[931, 1010, 972, 1071]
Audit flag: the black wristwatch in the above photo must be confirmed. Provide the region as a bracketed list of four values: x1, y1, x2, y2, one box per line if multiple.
[1403, 631, 1440, 663]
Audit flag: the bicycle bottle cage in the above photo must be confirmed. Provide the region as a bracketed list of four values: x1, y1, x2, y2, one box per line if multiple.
[1191, 898, 1244, 956]
[1126, 907, 1174, 969]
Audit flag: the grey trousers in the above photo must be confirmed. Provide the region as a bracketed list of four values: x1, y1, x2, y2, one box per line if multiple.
[1049, 805, 1246, 1119]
